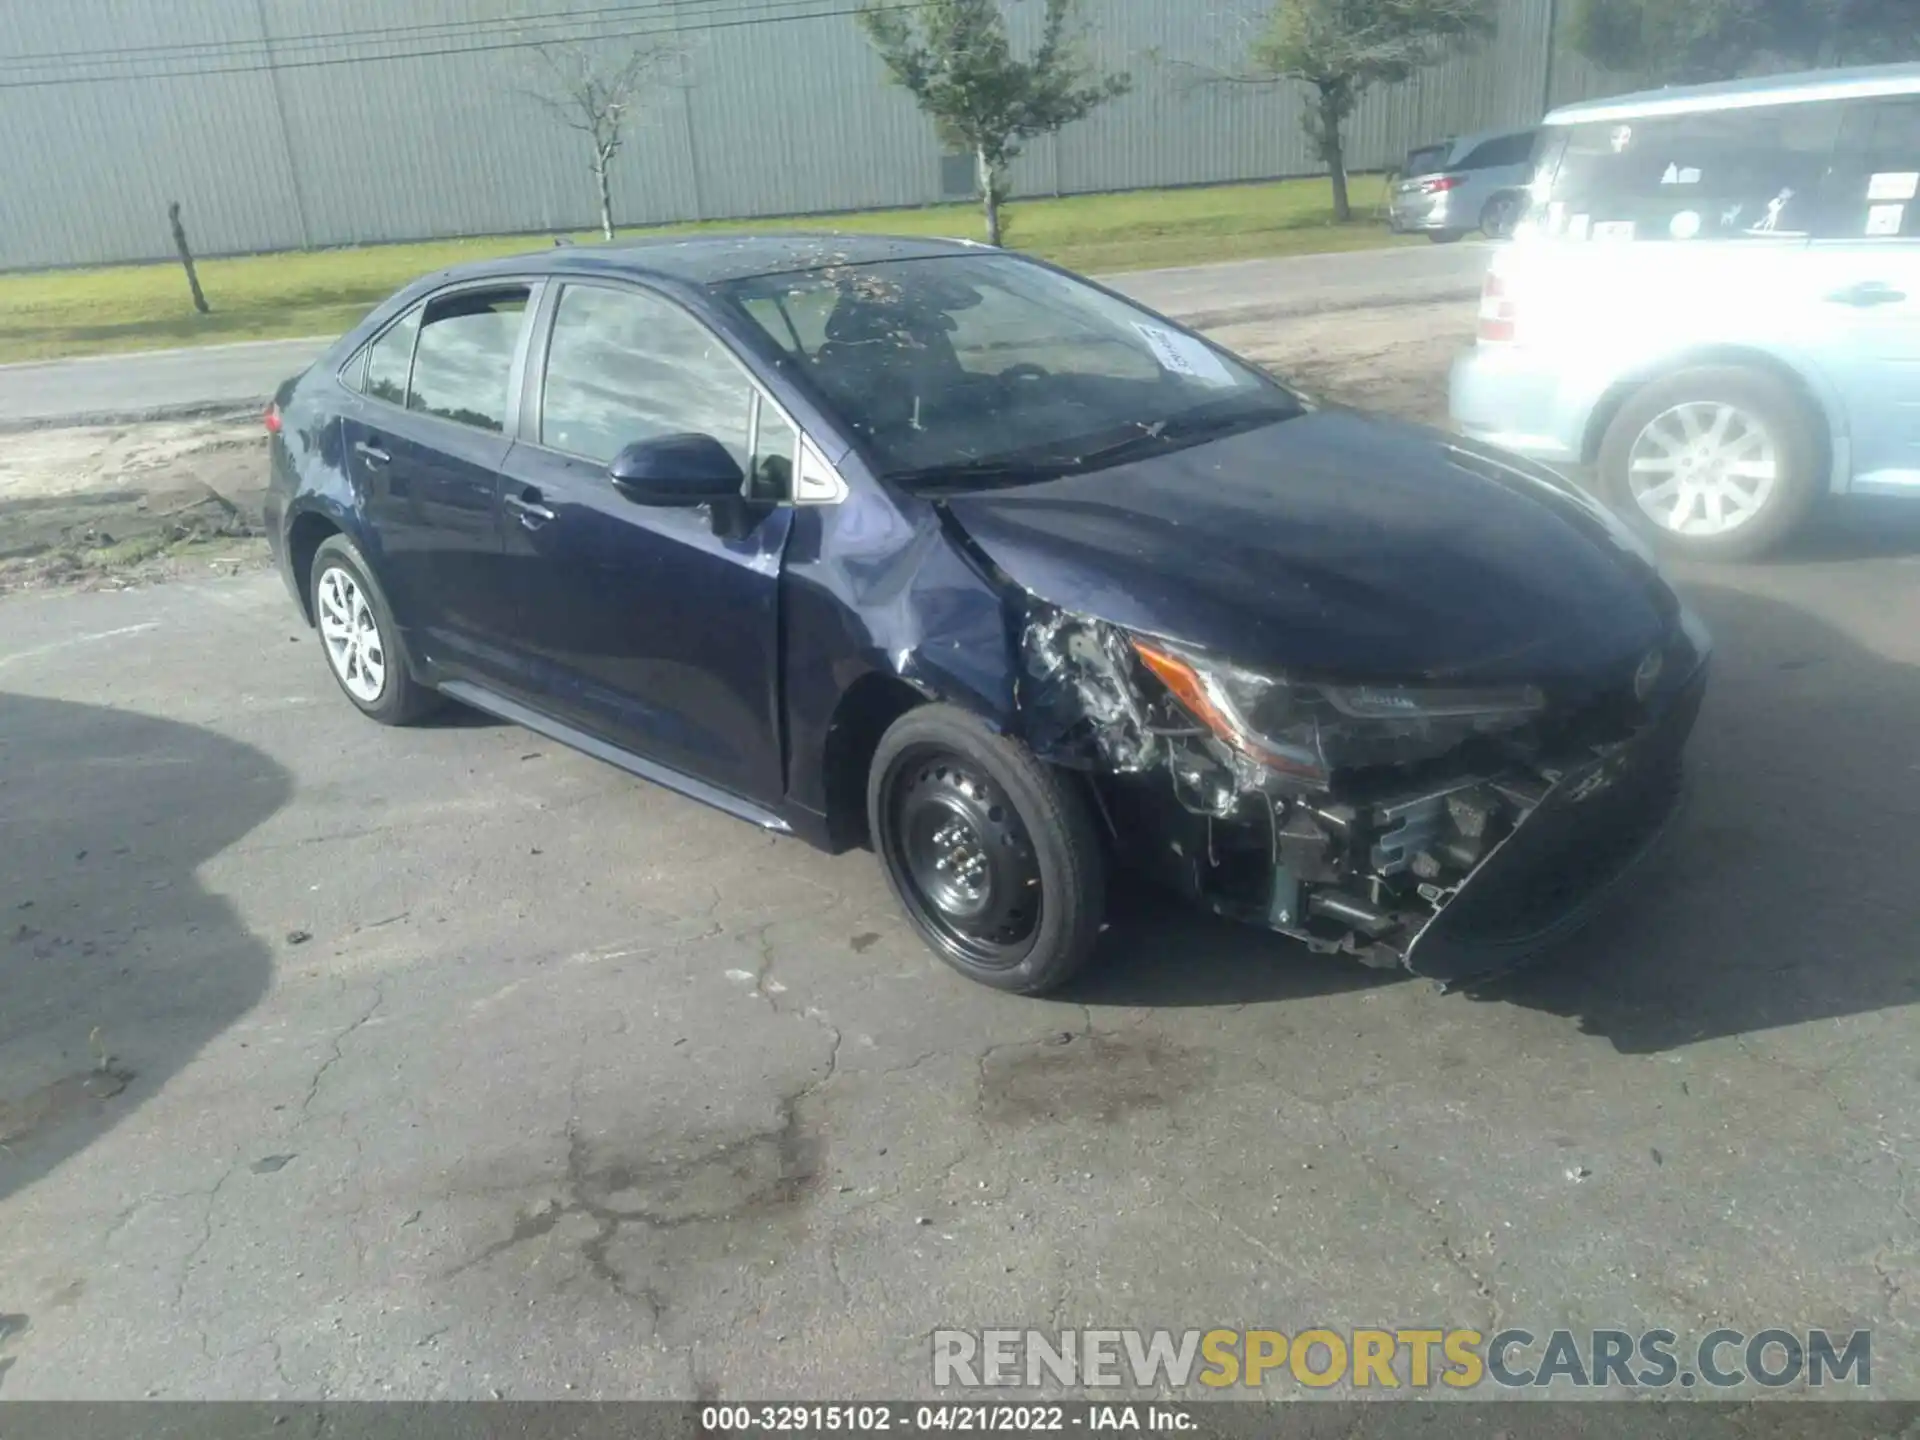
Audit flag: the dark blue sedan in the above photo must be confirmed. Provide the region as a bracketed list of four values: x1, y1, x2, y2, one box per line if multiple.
[264, 234, 1709, 994]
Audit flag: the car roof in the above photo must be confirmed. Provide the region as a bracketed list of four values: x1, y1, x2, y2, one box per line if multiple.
[415, 231, 992, 291]
[1544, 60, 1920, 126]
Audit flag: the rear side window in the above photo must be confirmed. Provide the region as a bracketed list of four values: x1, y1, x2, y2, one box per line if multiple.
[538, 283, 754, 468]
[362, 307, 420, 405]
[1460, 132, 1536, 170]
[407, 288, 530, 432]
[1817, 97, 1920, 239]
[1532, 101, 1841, 243]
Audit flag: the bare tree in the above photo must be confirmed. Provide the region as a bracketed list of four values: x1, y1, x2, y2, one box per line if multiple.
[518, 37, 684, 241]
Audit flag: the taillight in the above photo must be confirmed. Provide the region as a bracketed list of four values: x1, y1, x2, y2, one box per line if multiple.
[1477, 273, 1517, 343]
[264, 403, 282, 435]
[1421, 175, 1463, 194]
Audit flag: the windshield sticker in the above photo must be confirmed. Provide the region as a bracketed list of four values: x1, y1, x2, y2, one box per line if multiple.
[1132, 324, 1235, 385]
[1669, 210, 1702, 240]
[1592, 220, 1635, 242]
[1868, 171, 1919, 202]
[1567, 212, 1591, 241]
[1609, 125, 1633, 153]
[1659, 163, 1702, 186]
[1867, 203, 1906, 237]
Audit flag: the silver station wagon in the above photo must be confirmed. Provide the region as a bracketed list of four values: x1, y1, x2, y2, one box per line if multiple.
[1451, 63, 1920, 559]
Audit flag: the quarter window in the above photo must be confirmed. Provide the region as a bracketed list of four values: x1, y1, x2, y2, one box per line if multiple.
[540, 283, 754, 469]
[750, 398, 798, 502]
[362, 306, 420, 405]
[1817, 98, 1920, 239]
[406, 288, 529, 432]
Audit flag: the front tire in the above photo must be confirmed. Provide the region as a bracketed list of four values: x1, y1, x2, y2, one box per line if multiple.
[309, 534, 441, 725]
[1597, 366, 1821, 562]
[867, 704, 1106, 995]
[1427, 229, 1467, 244]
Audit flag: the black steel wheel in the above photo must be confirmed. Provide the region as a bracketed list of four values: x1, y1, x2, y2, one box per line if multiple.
[867, 704, 1106, 994]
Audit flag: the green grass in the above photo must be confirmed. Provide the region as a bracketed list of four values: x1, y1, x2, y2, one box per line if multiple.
[0, 174, 1403, 365]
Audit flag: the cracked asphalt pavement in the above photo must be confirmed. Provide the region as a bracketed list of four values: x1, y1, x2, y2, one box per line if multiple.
[4, 514, 1920, 1401]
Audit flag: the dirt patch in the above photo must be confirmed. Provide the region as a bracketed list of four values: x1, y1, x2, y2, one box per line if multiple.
[0, 419, 269, 594]
[1214, 300, 1474, 427]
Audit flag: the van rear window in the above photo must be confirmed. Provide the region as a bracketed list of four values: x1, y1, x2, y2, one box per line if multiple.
[1405, 144, 1451, 177]
[1527, 102, 1840, 243]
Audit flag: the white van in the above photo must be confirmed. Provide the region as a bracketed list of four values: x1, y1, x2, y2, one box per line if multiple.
[1450, 63, 1920, 559]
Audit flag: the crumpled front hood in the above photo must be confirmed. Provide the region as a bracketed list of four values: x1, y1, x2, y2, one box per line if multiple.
[942, 408, 1678, 687]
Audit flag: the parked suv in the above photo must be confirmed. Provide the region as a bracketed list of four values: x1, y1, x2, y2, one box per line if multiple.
[1451, 62, 1920, 560]
[1389, 127, 1539, 241]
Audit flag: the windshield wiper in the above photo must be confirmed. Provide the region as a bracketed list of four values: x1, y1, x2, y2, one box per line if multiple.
[889, 397, 1297, 493]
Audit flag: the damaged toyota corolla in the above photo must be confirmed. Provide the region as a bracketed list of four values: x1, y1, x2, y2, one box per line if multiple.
[265, 235, 1709, 996]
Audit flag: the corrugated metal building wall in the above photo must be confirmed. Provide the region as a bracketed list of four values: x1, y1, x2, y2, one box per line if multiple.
[0, 0, 1631, 269]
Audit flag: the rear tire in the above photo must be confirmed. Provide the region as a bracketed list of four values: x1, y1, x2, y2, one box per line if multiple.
[1597, 366, 1821, 562]
[867, 704, 1106, 995]
[309, 534, 441, 725]
[1427, 229, 1467, 244]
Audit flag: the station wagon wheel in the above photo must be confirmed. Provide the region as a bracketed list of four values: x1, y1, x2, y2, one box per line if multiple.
[1598, 365, 1821, 562]
[306, 533, 441, 726]
[1480, 193, 1520, 240]
[868, 704, 1106, 995]
[1625, 402, 1778, 538]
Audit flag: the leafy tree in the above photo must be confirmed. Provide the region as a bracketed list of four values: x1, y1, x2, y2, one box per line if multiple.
[1566, 0, 1920, 82]
[1246, 0, 1498, 222]
[858, 0, 1131, 246]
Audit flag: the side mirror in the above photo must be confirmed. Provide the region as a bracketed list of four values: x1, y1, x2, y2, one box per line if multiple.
[607, 433, 745, 506]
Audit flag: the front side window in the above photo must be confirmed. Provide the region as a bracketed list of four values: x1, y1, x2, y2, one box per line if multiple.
[406, 288, 529, 432]
[1817, 97, 1920, 239]
[719, 254, 1300, 486]
[1530, 102, 1841, 244]
[539, 283, 755, 469]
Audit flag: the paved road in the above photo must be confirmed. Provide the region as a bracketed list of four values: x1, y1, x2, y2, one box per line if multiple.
[3, 526, 1919, 1401]
[0, 245, 1491, 431]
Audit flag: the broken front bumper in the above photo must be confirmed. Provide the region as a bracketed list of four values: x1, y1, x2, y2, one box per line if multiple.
[1023, 607, 1709, 984]
[1396, 667, 1700, 983]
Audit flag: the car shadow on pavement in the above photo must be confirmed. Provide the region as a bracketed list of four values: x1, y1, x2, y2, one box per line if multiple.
[1068, 887, 1400, 1009]
[0, 694, 290, 1204]
[1480, 580, 1920, 1052]
[1787, 499, 1920, 563]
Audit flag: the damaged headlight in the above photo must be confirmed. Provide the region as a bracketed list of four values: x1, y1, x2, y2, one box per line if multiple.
[1132, 639, 1545, 780]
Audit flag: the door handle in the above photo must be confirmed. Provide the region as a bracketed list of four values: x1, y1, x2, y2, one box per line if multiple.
[504, 489, 556, 527]
[1826, 281, 1907, 307]
[353, 440, 391, 466]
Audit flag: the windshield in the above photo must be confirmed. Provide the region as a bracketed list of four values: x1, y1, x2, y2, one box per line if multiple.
[716, 253, 1301, 487]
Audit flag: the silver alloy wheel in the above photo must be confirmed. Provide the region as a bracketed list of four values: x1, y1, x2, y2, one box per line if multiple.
[316, 564, 387, 704]
[1625, 401, 1780, 538]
